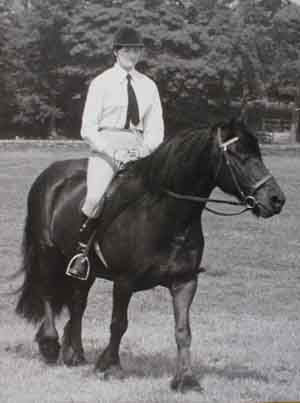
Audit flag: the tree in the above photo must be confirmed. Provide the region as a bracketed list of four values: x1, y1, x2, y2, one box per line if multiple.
[3, 0, 83, 137]
[0, 0, 18, 132]
[1, 0, 300, 137]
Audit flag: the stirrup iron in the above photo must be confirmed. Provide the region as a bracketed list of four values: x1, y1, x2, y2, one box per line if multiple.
[66, 252, 90, 281]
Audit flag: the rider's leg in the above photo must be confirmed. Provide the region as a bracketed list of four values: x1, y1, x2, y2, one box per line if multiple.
[66, 153, 116, 280]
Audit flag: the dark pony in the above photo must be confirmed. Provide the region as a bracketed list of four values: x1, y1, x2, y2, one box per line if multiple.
[15, 119, 285, 393]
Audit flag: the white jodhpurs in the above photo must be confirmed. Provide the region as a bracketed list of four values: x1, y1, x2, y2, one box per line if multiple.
[81, 152, 117, 218]
[81, 128, 149, 218]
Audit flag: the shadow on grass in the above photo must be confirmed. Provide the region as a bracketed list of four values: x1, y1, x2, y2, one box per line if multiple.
[2, 340, 40, 361]
[197, 363, 269, 383]
[3, 340, 269, 384]
[202, 267, 228, 278]
[86, 347, 269, 384]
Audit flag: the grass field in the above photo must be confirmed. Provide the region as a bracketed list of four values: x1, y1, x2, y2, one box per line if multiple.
[0, 144, 299, 403]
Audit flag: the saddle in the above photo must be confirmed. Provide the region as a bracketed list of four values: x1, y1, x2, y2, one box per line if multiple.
[51, 162, 143, 270]
[86, 168, 144, 269]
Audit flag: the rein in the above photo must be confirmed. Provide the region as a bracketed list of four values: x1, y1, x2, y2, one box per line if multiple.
[165, 189, 251, 216]
[165, 129, 273, 216]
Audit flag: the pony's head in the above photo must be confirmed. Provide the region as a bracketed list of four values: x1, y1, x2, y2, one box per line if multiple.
[213, 119, 285, 218]
[128, 118, 285, 218]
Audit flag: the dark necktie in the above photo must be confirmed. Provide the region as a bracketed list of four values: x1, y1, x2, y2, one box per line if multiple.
[125, 74, 139, 129]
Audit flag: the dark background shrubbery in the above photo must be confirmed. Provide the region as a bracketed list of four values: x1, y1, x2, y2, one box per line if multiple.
[0, 0, 300, 139]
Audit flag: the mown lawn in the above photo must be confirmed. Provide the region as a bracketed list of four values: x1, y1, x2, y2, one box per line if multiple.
[0, 144, 299, 403]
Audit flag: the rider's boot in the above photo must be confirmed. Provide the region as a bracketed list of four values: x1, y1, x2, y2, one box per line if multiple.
[66, 213, 98, 280]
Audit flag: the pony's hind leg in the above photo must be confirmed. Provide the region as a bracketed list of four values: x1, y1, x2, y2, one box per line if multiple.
[34, 246, 66, 364]
[62, 278, 95, 366]
[95, 280, 132, 379]
[35, 298, 60, 363]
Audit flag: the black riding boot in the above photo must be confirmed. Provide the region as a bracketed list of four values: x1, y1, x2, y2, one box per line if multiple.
[66, 214, 98, 280]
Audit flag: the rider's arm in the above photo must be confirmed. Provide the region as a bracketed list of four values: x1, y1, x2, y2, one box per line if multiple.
[142, 83, 164, 154]
[81, 78, 108, 152]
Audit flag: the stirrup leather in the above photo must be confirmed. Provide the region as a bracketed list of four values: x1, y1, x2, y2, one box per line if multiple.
[66, 252, 91, 281]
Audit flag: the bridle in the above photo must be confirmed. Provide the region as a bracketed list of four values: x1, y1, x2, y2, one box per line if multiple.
[165, 128, 274, 216]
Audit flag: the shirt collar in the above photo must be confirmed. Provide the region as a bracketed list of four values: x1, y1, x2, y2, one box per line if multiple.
[113, 63, 139, 83]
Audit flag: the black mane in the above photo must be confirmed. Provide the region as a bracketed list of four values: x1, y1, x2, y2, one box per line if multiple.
[126, 127, 213, 193]
[123, 118, 261, 196]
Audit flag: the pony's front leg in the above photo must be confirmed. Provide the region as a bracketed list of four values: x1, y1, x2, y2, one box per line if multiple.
[95, 280, 132, 379]
[169, 276, 203, 393]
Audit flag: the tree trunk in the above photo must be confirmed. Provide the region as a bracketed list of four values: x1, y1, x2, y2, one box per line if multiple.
[49, 112, 58, 138]
[296, 110, 300, 143]
[295, 86, 300, 143]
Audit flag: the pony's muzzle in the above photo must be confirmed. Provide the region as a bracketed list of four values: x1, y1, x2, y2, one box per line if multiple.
[270, 193, 285, 214]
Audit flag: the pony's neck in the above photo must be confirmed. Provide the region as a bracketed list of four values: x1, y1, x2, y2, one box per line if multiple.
[128, 129, 219, 200]
[169, 133, 218, 197]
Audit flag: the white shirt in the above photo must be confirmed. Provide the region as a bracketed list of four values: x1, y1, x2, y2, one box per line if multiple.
[81, 63, 164, 156]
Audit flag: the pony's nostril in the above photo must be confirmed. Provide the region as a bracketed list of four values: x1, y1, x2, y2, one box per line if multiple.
[271, 195, 284, 210]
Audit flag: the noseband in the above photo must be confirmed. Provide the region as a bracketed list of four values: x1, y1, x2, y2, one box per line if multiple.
[165, 128, 274, 216]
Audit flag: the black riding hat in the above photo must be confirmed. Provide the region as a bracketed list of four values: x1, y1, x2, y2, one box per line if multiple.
[113, 26, 144, 48]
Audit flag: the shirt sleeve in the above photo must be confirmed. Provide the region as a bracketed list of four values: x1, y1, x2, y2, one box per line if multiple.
[80, 78, 108, 152]
[142, 83, 164, 153]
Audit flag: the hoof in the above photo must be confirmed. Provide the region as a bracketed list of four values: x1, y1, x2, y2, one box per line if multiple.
[61, 321, 86, 366]
[37, 337, 60, 364]
[62, 347, 86, 367]
[95, 348, 120, 373]
[170, 374, 203, 393]
[96, 364, 125, 381]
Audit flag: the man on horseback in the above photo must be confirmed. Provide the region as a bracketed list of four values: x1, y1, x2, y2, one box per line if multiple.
[66, 25, 165, 280]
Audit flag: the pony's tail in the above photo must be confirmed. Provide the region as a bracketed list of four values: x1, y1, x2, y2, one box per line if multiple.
[15, 208, 44, 323]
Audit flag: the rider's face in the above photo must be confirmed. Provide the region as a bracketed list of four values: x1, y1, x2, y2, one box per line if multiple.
[115, 47, 143, 71]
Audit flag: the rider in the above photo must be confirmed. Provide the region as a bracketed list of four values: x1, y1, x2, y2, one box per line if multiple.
[66, 25, 165, 280]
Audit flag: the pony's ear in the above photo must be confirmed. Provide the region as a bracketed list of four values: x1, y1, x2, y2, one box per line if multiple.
[229, 115, 249, 134]
[228, 117, 236, 129]
[220, 118, 237, 142]
[214, 116, 241, 142]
